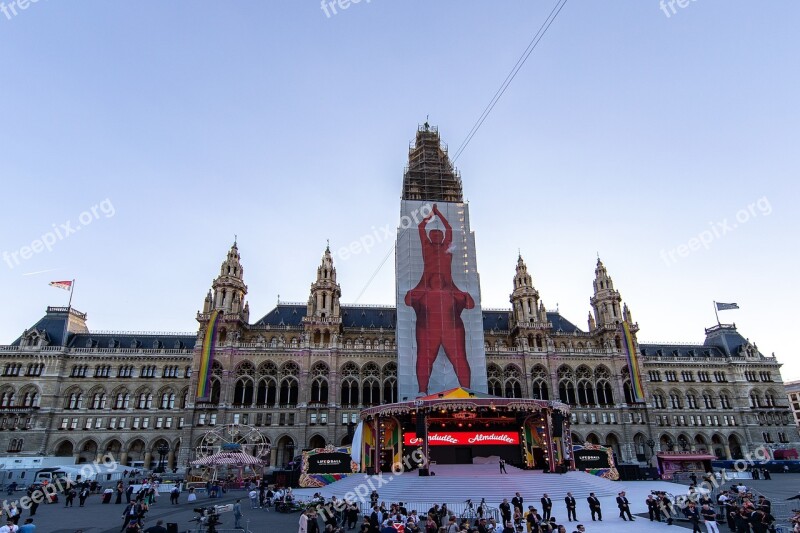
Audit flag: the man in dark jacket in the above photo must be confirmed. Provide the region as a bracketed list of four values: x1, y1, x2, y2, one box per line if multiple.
[617, 492, 634, 521]
[646, 495, 660, 522]
[541, 494, 553, 521]
[499, 499, 512, 526]
[683, 502, 702, 533]
[512, 493, 524, 514]
[587, 493, 602, 521]
[565, 493, 577, 522]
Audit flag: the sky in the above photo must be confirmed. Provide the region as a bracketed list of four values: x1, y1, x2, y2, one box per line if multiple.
[1, 1, 798, 380]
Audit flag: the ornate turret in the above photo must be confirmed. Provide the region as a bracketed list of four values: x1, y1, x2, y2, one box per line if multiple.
[197, 242, 250, 338]
[304, 244, 342, 325]
[589, 257, 623, 328]
[210, 241, 248, 314]
[510, 254, 542, 326]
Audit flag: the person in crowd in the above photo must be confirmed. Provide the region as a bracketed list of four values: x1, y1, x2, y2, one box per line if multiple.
[541, 494, 553, 521]
[586, 493, 602, 522]
[683, 501, 702, 533]
[512, 493, 524, 515]
[701, 503, 719, 533]
[660, 492, 674, 526]
[79, 485, 90, 507]
[16, 519, 33, 533]
[299, 507, 310, 533]
[617, 491, 634, 521]
[500, 499, 512, 526]
[564, 493, 577, 522]
[571, 524, 585, 533]
[647, 495, 660, 522]
[524, 506, 540, 533]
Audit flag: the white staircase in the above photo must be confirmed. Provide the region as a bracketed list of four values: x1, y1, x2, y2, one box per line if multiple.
[297, 463, 621, 511]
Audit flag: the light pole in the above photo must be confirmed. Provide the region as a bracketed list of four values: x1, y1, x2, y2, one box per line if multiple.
[156, 443, 170, 473]
[646, 438, 656, 459]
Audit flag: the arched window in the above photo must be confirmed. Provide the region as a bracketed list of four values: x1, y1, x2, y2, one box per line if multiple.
[340, 379, 359, 406]
[233, 378, 254, 406]
[361, 379, 380, 406]
[160, 391, 176, 410]
[279, 378, 298, 406]
[310, 378, 328, 404]
[577, 379, 595, 406]
[559, 382, 576, 405]
[596, 381, 613, 405]
[531, 379, 549, 400]
[623, 382, 634, 404]
[90, 391, 107, 410]
[488, 378, 502, 397]
[504, 379, 522, 399]
[257, 379, 277, 407]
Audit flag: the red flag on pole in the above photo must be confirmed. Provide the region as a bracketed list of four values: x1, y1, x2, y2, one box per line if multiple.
[49, 280, 73, 291]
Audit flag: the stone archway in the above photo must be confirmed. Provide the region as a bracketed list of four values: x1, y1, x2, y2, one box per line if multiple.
[275, 436, 295, 468]
[309, 435, 326, 450]
[78, 439, 98, 464]
[54, 440, 74, 457]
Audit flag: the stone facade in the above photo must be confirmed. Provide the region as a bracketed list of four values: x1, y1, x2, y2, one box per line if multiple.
[0, 128, 796, 470]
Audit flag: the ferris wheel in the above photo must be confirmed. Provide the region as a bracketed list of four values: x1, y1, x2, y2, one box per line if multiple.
[194, 423, 271, 463]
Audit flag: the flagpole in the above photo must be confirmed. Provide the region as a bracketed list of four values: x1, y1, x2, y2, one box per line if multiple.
[713, 301, 720, 326]
[67, 279, 75, 310]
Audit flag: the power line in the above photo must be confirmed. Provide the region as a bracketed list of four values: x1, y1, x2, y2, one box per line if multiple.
[452, 0, 569, 163]
[353, 1, 569, 300]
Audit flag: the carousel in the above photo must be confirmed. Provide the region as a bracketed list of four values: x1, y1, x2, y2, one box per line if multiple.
[191, 423, 270, 483]
[354, 387, 573, 475]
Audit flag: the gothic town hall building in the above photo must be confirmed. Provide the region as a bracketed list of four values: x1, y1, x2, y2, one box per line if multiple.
[0, 126, 797, 471]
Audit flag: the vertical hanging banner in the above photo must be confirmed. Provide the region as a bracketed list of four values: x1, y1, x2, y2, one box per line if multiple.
[621, 321, 645, 402]
[396, 201, 488, 400]
[196, 310, 221, 400]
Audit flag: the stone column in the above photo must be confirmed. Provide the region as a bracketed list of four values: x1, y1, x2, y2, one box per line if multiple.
[144, 451, 152, 469]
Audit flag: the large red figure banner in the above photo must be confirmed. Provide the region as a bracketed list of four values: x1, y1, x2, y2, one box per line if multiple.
[396, 200, 488, 399]
[404, 204, 474, 394]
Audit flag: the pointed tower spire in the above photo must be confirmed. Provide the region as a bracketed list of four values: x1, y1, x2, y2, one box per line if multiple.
[402, 125, 463, 202]
[510, 254, 541, 325]
[210, 242, 248, 313]
[305, 244, 342, 324]
[590, 256, 622, 328]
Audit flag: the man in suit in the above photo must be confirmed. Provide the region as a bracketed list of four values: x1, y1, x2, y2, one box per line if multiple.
[646, 495, 660, 522]
[683, 502, 702, 533]
[565, 492, 577, 522]
[587, 493, 602, 521]
[617, 491, 634, 521]
[512, 493, 524, 514]
[541, 494, 553, 521]
[499, 499, 512, 527]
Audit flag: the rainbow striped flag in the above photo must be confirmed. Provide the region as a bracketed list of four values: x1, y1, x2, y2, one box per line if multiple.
[621, 321, 645, 402]
[196, 310, 221, 400]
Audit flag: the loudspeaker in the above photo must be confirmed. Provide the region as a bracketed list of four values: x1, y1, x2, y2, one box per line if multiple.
[551, 412, 564, 437]
[415, 414, 426, 437]
[418, 468, 429, 476]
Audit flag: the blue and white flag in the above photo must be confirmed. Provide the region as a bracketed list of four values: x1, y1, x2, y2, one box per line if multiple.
[716, 302, 739, 311]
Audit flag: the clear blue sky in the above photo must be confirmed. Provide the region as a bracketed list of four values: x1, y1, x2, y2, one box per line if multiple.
[1, 1, 798, 380]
